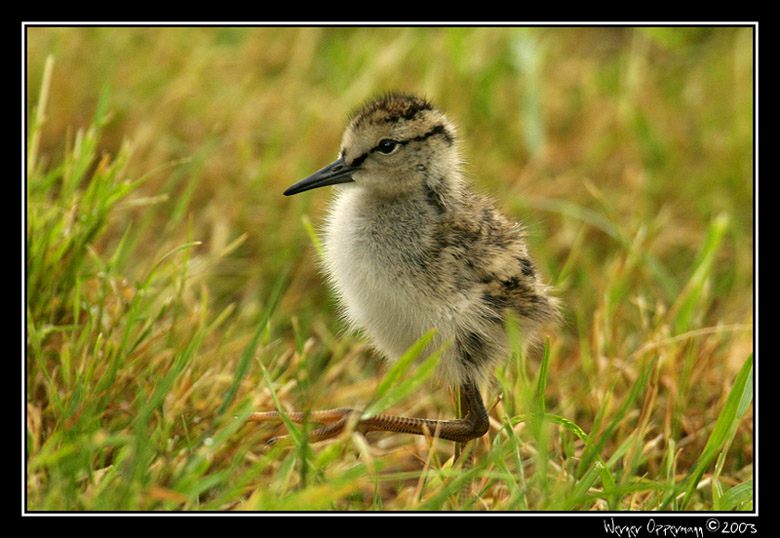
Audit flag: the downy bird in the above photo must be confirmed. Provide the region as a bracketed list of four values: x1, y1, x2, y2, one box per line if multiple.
[251, 93, 560, 443]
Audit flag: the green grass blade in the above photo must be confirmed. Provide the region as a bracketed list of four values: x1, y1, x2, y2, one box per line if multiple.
[27, 54, 54, 173]
[664, 353, 753, 509]
[672, 213, 730, 333]
[544, 413, 589, 443]
[416, 465, 483, 510]
[576, 359, 653, 478]
[717, 480, 753, 511]
[218, 271, 288, 415]
[362, 343, 443, 418]
[93, 81, 112, 127]
[362, 329, 437, 417]
[534, 337, 552, 415]
[259, 361, 303, 446]
[245, 464, 367, 510]
[526, 197, 624, 244]
[301, 214, 324, 261]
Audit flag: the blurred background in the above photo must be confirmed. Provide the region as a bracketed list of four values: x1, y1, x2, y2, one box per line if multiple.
[26, 25, 753, 327]
[26, 26, 754, 510]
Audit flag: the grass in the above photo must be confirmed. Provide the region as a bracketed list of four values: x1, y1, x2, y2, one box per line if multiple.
[25, 26, 754, 511]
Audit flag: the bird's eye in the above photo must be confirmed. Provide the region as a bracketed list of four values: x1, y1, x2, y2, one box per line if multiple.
[376, 139, 399, 154]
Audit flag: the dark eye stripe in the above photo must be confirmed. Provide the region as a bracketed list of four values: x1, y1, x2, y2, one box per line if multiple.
[348, 124, 453, 167]
[350, 153, 369, 168]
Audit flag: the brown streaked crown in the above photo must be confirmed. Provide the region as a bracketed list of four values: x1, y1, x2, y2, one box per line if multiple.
[349, 93, 434, 128]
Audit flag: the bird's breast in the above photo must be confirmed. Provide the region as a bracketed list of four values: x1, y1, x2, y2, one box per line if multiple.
[322, 188, 446, 359]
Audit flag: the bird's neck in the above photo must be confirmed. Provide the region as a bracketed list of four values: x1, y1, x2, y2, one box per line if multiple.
[352, 168, 467, 213]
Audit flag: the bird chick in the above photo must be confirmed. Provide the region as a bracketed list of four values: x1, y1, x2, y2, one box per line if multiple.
[252, 93, 560, 443]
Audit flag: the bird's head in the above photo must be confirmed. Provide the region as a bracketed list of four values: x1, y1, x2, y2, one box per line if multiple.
[284, 93, 460, 198]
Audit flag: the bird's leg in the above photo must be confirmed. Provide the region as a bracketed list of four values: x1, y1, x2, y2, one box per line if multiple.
[454, 385, 467, 460]
[248, 408, 360, 443]
[361, 382, 489, 442]
[249, 383, 489, 444]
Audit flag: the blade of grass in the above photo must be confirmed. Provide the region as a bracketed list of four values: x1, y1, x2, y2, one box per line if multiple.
[258, 360, 303, 446]
[119, 325, 206, 508]
[243, 463, 367, 510]
[27, 54, 54, 173]
[663, 353, 752, 509]
[362, 347, 442, 419]
[577, 358, 654, 478]
[528, 338, 552, 501]
[172, 401, 260, 502]
[717, 480, 753, 511]
[534, 337, 552, 416]
[416, 464, 483, 510]
[218, 270, 289, 415]
[670, 212, 730, 333]
[362, 329, 440, 418]
[301, 214, 324, 261]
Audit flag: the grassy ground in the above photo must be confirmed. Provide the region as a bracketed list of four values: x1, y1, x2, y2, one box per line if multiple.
[25, 26, 754, 511]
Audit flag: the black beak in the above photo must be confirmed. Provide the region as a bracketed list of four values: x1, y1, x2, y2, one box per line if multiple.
[284, 157, 357, 196]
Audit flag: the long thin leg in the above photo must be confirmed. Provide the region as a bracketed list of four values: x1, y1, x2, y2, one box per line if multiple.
[454, 384, 467, 460]
[248, 408, 360, 443]
[249, 383, 489, 443]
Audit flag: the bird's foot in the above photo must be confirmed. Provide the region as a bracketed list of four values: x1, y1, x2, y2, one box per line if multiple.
[248, 384, 489, 444]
